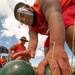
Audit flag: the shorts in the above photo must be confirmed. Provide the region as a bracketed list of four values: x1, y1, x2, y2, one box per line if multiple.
[63, 4, 75, 28]
[44, 36, 49, 48]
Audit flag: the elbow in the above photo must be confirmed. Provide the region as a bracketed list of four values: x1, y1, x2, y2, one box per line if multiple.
[45, 8, 62, 22]
[40, 0, 62, 20]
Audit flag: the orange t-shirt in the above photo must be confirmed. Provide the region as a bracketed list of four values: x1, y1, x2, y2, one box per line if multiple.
[29, 0, 73, 35]
[14, 43, 26, 54]
[32, 0, 72, 12]
[30, 0, 48, 35]
[0, 58, 5, 65]
[59, 0, 72, 11]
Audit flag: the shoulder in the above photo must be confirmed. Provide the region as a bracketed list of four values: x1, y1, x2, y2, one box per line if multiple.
[39, 0, 61, 20]
[14, 43, 20, 47]
[39, 0, 52, 9]
[39, 0, 61, 11]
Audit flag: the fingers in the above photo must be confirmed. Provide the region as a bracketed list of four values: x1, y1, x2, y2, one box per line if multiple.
[48, 56, 70, 75]
[49, 59, 61, 75]
[30, 50, 35, 58]
[12, 52, 22, 59]
[38, 58, 48, 75]
[27, 49, 35, 58]
[64, 57, 70, 71]
[62, 53, 70, 69]
[10, 55, 13, 60]
[46, 53, 70, 75]
[57, 55, 70, 75]
[12, 50, 30, 59]
[15, 56, 22, 60]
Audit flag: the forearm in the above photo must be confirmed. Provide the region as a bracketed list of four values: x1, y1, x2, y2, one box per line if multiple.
[8, 49, 13, 58]
[49, 11, 65, 48]
[28, 39, 38, 51]
[28, 38, 38, 58]
[28, 30, 38, 51]
[40, 0, 65, 48]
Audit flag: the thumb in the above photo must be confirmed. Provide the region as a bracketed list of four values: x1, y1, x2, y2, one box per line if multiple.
[30, 50, 35, 58]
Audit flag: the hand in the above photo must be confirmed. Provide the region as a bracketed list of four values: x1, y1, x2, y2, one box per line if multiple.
[46, 46, 70, 75]
[10, 54, 14, 60]
[38, 46, 70, 75]
[12, 50, 30, 59]
[28, 49, 35, 58]
[22, 53, 31, 61]
[38, 58, 48, 75]
[12, 49, 35, 60]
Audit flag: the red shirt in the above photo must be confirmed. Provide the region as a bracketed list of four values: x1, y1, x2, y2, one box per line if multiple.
[0, 58, 5, 65]
[29, 0, 48, 35]
[29, 0, 73, 35]
[14, 43, 26, 54]
[59, 0, 73, 11]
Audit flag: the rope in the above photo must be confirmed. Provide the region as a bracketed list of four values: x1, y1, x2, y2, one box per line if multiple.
[50, 42, 59, 75]
[51, 42, 55, 67]
[70, 17, 75, 75]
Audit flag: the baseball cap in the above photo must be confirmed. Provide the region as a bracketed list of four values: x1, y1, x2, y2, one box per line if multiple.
[20, 36, 28, 42]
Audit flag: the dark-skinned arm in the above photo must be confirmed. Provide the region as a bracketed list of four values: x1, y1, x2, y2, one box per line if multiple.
[40, 0, 65, 47]
[28, 30, 38, 58]
[8, 45, 17, 60]
[38, 0, 70, 75]
[12, 30, 38, 59]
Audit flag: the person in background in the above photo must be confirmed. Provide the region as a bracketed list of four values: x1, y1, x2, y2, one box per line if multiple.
[8, 36, 30, 62]
[13, 0, 75, 74]
[2, 56, 6, 64]
[0, 56, 6, 68]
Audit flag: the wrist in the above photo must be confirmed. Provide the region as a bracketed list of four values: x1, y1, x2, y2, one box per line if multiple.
[50, 42, 64, 49]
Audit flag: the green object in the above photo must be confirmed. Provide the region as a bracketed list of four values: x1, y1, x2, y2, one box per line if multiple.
[0, 60, 35, 75]
[45, 65, 52, 75]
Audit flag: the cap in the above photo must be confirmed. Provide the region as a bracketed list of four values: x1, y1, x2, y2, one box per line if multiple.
[20, 36, 28, 42]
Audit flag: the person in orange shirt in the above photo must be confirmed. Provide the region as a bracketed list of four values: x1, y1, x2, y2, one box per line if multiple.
[13, 0, 75, 75]
[8, 36, 30, 62]
[0, 56, 6, 68]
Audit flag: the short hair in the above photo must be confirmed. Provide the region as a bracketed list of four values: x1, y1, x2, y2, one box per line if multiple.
[14, 2, 25, 20]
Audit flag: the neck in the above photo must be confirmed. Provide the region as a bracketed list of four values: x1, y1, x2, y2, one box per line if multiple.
[20, 43, 24, 46]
